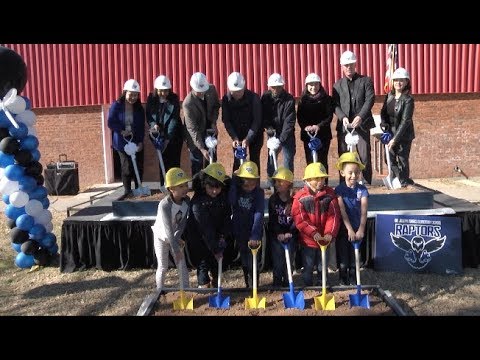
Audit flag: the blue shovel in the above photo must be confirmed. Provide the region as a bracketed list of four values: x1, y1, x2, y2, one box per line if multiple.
[282, 242, 305, 310]
[209, 257, 230, 309]
[349, 241, 370, 309]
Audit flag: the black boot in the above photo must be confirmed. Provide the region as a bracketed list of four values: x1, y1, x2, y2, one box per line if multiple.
[242, 266, 250, 288]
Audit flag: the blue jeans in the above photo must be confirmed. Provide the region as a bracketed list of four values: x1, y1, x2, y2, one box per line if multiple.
[270, 237, 297, 286]
[301, 245, 329, 286]
[267, 135, 296, 177]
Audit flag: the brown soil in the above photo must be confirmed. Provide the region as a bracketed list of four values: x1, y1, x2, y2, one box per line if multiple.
[153, 289, 394, 316]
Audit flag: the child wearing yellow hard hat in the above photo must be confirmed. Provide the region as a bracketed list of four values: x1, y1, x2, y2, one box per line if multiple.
[186, 162, 232, 288]
[151, 167, 191, 291]
[334, 152, 368, 286]
[268, 167, 298, 287]
[229, 160, 265, 288]
[291, 162, 341, 286]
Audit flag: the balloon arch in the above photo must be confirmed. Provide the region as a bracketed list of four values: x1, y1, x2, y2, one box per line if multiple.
[0, 46, 58, 268]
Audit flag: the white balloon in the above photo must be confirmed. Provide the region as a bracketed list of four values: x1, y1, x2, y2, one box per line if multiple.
[25, 199, 43, 217]
[34, 209, 53, 225]
[27, 126, 37, 137]
[15, 110, 36, 127]
[9, 190, 29, 207]
[0, 167, 4, 180]
[0, 177, 20, 195]
[44, 222, 53, 233]
[7, 96, 27, 115]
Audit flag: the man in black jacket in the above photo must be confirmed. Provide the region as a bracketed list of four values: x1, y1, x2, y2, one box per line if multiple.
[332, 50, 375, 184]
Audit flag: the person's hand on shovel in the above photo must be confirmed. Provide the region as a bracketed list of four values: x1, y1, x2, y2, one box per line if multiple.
[214, 236, 227, 261]
[248, 239, 261, 249]
[174, 239, 185, 263]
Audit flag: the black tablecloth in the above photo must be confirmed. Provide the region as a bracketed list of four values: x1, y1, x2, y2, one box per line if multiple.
[60, 220, 156, 272]
[60, 212, 480, 273]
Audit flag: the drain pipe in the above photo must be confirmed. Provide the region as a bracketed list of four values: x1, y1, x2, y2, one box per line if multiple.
[454, 166, 469, 179]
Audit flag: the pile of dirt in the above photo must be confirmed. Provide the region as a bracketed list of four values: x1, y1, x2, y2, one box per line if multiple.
[153, 289, 395, 316]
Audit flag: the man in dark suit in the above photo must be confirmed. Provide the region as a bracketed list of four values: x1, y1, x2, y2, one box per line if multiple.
[332, 50, 375, 184]
[183, 72, 220, 176]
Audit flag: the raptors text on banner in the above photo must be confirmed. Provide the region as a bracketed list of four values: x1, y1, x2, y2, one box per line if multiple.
[374, 214, 462, 274]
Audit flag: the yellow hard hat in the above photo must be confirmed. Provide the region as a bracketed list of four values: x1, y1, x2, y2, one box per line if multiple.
[165, 167, 191, 188]
[303, 162, 329, 180]
[203, 163, 226, 184]
[336, 152, 365, 170]
[236, 161, 259, 179]
[271, 167, 294, 183]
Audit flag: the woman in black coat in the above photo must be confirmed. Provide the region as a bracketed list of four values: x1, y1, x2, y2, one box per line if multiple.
[380, 67, 415, 186]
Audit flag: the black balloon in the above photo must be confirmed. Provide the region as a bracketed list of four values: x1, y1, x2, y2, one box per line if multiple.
[34, 248, 49, 266]
[0, 127, 10, 141]
[25, 161, 43, 176]
[0, 47, 27, 98]
[34, 173, 45, 186]
[0, 137, 20, 155]
[6, 218, 16, 229]
[21, 240, 40, 255]
[14, 149, 33, 166]
[10, 227, 29, 244]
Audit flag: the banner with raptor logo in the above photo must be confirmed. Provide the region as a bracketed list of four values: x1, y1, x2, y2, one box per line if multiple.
[374, 214, 462, 274]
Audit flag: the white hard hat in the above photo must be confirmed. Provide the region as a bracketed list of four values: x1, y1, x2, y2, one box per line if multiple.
[123, 79, 140, 92]
[154, 75, 172, 90]
[227, 72, 245, 91]
[189, 72, 209, 92]
[392, 67, 410, 80]
[305, 73, 321, 84]
[267, 73, 285, 87]
[340, 50, 357, 65]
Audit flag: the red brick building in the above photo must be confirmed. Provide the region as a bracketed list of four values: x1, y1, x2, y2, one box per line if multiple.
[5, 44, 480, 189]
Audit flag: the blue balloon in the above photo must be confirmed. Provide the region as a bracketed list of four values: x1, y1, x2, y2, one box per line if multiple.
[15, 213, 35, 231]
[8, 122, 28, 140]
[41, 197, 50, 208]
[47, 243, 58, 255]
[5, 204, 26, 220]
[20, 135, 39, 151]
[18, 175, 37, 193]
[0, 111, 11, 128]
[0, 151, 15, 168]
[21, 96, 32, 110]
[28, 223, 46, 240]
[11, 242, 22, 253]
[2, 193, 10, 204]
[15, 252, 35, 268]
[29, 186, 48, 200]
[31, 149, 41, 162]
[40, 233, 56, 248]
[4, 164, 25, 181]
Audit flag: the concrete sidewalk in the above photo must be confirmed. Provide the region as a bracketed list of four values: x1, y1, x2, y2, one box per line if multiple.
[2, 177, 480, 214]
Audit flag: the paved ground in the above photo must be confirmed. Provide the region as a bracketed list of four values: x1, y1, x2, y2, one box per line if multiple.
[2, 177, 480, 214]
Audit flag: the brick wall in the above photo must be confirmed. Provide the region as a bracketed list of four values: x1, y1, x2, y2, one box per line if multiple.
[33, 93, 480, 190]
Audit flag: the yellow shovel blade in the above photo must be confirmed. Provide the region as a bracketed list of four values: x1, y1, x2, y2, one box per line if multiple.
[245, 296, 266, 309]
[173, 291, 194, 310]
[314, 293, 336, 311]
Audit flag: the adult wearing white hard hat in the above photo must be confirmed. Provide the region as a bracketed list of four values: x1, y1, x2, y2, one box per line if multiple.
[380, 67, 415, 187]
[145, 75, 183, 187]
[107, 79, 146, 195]
[183, 72, 220, 177]
[221, 71, 263, 174]
[332, 50, 376, 185]
[297, 73, 334, 174]
[261, 73, 296, 178]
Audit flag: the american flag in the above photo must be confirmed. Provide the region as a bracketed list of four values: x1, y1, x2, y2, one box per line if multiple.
[384, 44, 398, 93]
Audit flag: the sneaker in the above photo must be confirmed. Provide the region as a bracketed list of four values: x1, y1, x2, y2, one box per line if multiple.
[198, 283, 211, 289]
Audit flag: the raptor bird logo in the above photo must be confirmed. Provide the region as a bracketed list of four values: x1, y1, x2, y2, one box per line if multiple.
[390, 234, 446, 269]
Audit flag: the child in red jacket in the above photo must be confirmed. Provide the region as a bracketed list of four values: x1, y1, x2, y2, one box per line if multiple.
[291, 162, 341, 286]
